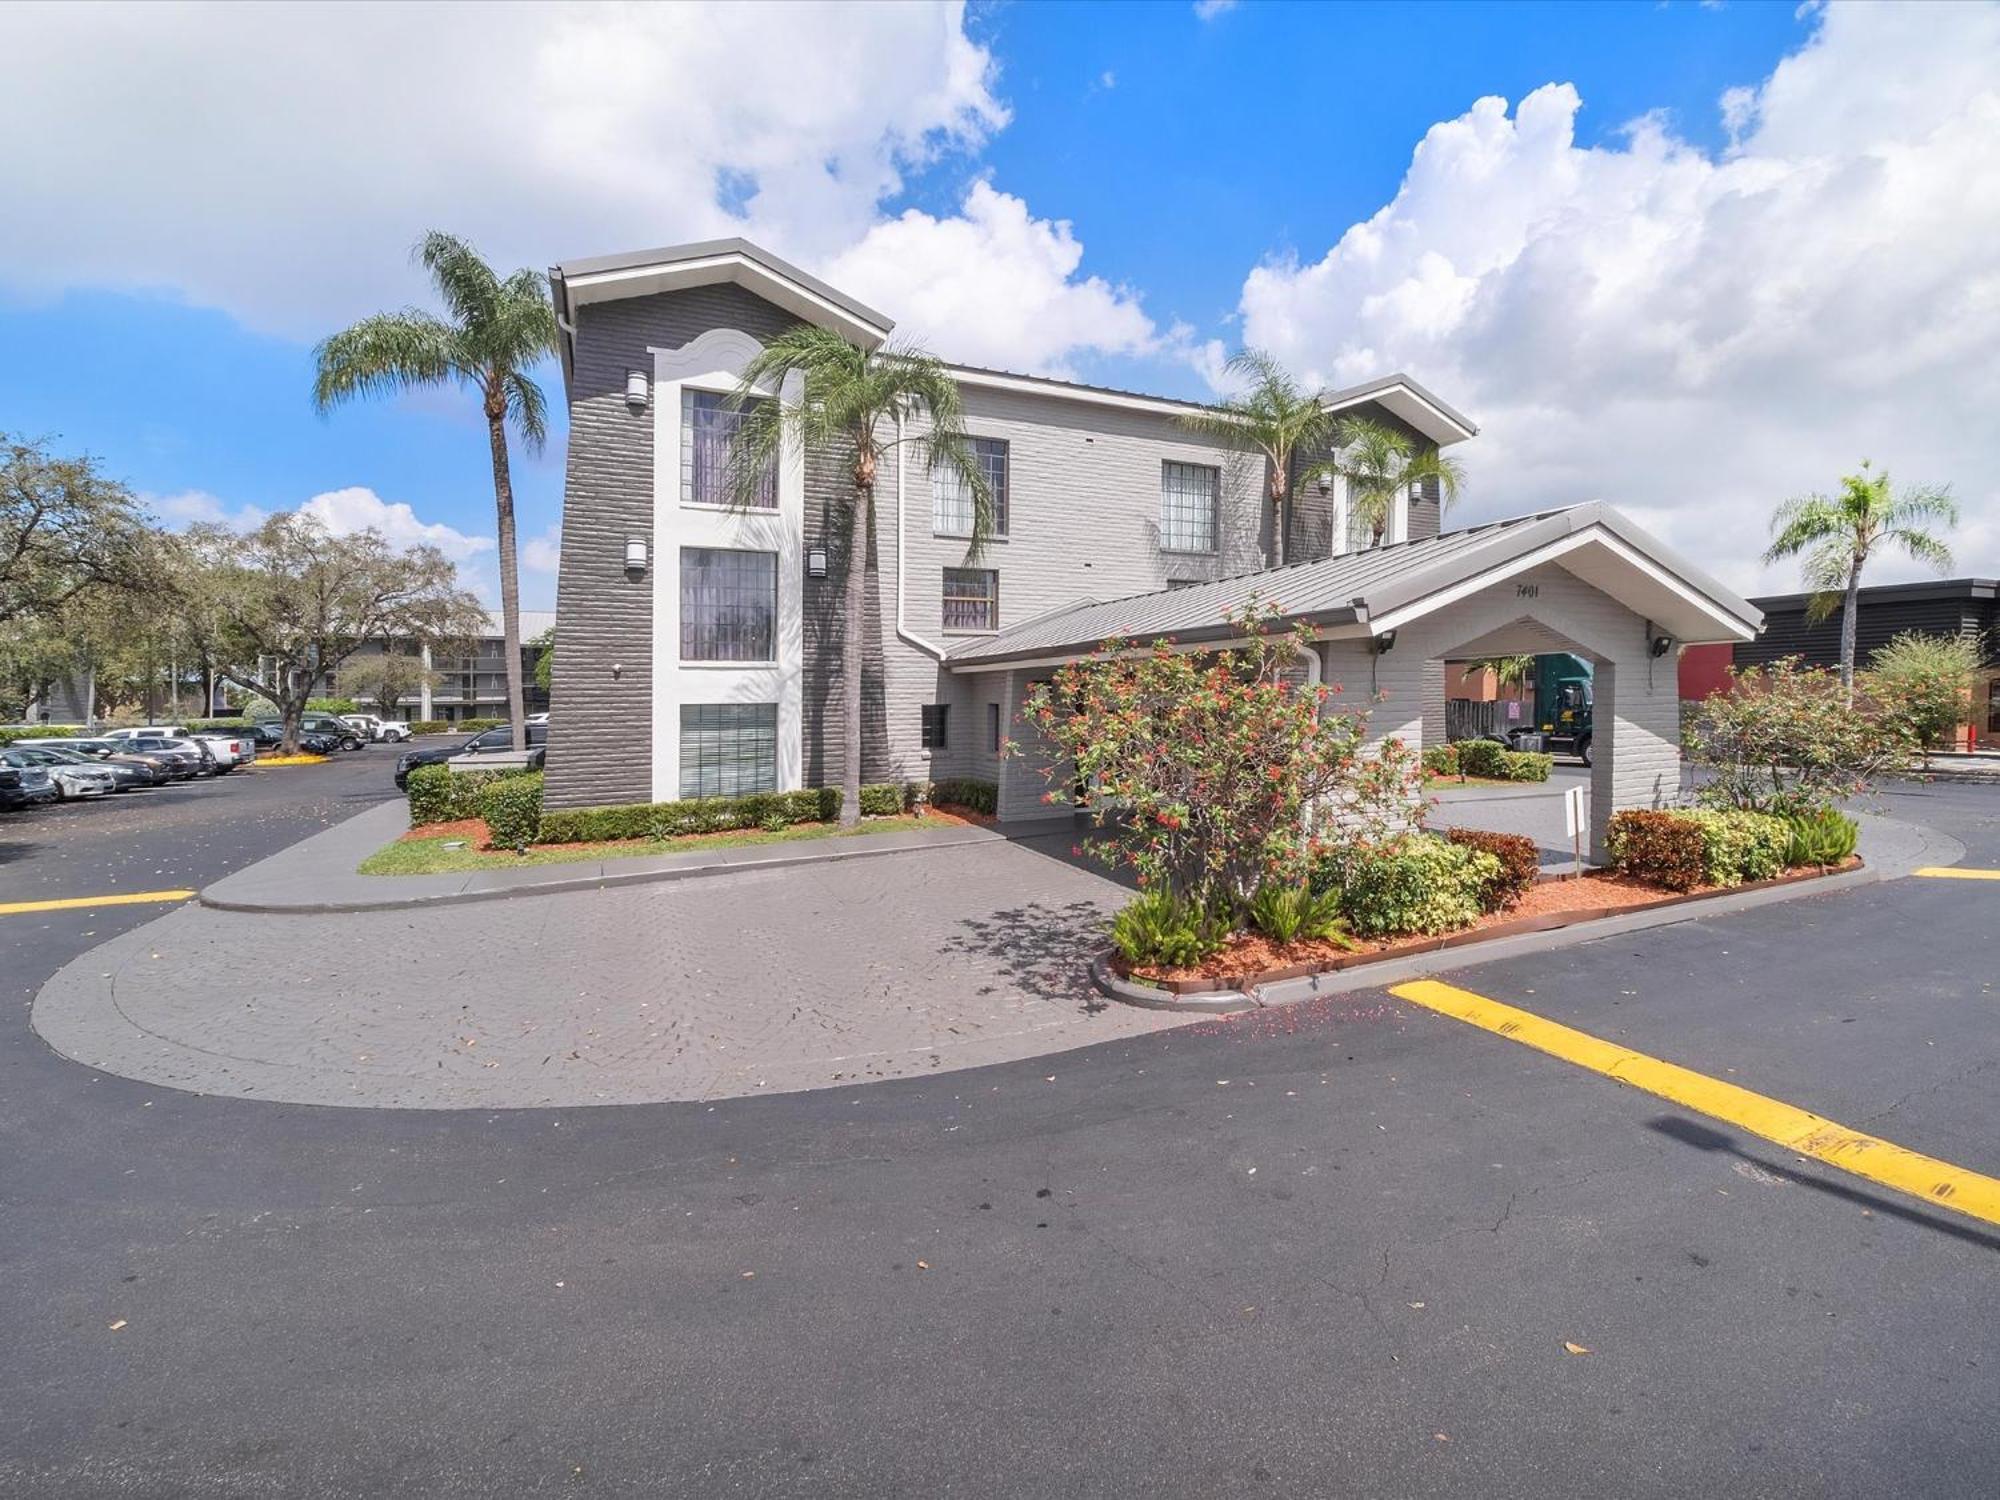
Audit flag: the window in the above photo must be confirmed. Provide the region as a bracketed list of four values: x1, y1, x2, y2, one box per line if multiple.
[987, 701, 1001, 753]
[680, 548, 777, 662]
[943, 568, 999, 632]
[932, 437, 1009, 536]
[1160, 461, 1219, 553]
[921, 704, 949, 750]
[680, 703, 778, 798]
[681, 389, 775, 509]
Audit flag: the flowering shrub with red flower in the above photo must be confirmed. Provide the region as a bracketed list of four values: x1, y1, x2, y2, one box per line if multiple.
[1012, 601, 1427, 907]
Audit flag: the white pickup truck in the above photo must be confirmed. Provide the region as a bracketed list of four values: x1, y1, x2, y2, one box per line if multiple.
[340, 714, 413, 743]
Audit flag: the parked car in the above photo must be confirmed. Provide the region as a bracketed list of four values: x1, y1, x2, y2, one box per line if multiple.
[256, 714, 364, 752]
[0, 759, 58, 811]
[395, 723, 546, 789]
[12, 743, 156, 792]
[122, 736, 209, 779]
[19, 738, 167, 786]
[341, 713, 412, 743]
[2, 746, 115, 799]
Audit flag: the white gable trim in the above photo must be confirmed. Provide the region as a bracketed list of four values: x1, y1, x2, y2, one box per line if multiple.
[569, 253, 890, 347]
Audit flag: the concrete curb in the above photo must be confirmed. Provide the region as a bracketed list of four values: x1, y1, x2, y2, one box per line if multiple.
[198, 797, 1038, 915]
[1091, 809, 1959, 1014]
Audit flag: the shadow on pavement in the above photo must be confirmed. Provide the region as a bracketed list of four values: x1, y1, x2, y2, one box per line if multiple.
[1648, 1114, 2000, 1254]
[943, 898, 1114, 1011]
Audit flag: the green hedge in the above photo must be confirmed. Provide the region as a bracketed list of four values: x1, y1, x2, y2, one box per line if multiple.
[927, 777, 998, 815]
[538, 787, 843, 844]
[1606, 810, 1706, 890]
[0, 725, 87, 745]
[1453, 738, 1506, 777]
[188, 718, 256, 733]
[458, 717, 506, 733]
[1607, 807, 1789, 890]
[479, 772, 545, 849]
[1421, 743, 1460, 778]
[407, 720, 452, 736]
[1316, 834, 1500, 937]
[1497, 749, 1554, 782]
[406, 763, 539, 827]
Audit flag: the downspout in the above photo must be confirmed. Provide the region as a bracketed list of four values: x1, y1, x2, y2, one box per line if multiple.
[893, 403, 947, 663]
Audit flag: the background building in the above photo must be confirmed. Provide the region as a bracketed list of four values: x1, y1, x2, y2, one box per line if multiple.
[335, 610, 554, 723]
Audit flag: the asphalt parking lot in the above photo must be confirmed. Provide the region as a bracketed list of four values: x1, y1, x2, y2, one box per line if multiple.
[1, 765, 1996, 1497]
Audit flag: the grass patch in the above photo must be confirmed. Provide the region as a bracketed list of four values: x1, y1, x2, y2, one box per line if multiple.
[1423, 773, 1531, 790]
[357, 810, 976, 876]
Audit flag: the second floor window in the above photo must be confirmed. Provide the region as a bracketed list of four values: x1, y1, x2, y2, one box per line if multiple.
[682, 389, 776, 509]
[1160, 461, 1219, 553]
[943, 568, 999, 632]
[932, 437, 1009, 536]
[680, 547, 777, 662]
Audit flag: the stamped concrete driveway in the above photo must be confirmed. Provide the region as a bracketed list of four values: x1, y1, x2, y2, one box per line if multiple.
[34, 838, 1183, 1108]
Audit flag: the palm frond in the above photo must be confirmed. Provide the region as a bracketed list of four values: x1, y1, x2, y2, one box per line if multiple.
[1762, 492, 1846, 563]
[312, 311, 466, 412]
[503, 370, 550, 452]
[415, 231, 501, 335]
[1890, 528, 1955, 573]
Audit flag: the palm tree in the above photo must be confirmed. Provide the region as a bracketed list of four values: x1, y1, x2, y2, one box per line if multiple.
[1174, 350, 1340, 567]
[724, 326, 989, 826]
[1330, 415, 1466, 550]
[312, 232, 558, 752]
[1764, 462, 1957, 700]
[1463, 655, 1535, 693]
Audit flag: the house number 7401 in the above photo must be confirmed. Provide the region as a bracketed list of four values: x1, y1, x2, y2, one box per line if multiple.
[1516, 583, 1540, 598]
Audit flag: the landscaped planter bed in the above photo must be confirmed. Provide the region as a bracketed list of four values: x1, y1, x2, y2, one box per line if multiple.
[1104, 858, 1861, 1002]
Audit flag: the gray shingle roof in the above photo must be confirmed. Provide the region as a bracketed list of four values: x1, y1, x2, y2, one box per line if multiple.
[943, 503, 1759, 668]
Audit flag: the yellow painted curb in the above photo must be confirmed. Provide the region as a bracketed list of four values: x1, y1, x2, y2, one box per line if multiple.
[1390, 979, 2000, 1230]
[252, 755, 330, 767]
[1912, 866, 2000, 881]
[0, 890, 195, 917]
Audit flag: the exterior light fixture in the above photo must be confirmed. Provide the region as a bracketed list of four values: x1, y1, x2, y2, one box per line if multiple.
[625, 369, 649, 408]
[1374, 629, 1398, 654]
[624, 537, 648, 571]
[807, 547, 828, 579]
[1650, 634, 1674, 658]
[1407, 479, 1424, 501]
[1317, 472, 1332, 496]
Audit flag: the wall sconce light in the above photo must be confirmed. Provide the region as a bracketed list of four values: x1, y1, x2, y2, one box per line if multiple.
[1317, 473, 1332, 496]
[624, 537, 648, 572]
[1407, 479, 1424, 501]
[806, 547, 828, 579]
[1373, 629, 1398, 654]
[625, 369, 649, 408]
[1650, 634, 1675, 658]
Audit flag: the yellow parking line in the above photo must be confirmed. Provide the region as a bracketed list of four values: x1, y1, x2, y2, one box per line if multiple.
[1912, 866, 2000, 881]
[0, 890, 195, 917]
[1390, 978, 2000, 1230]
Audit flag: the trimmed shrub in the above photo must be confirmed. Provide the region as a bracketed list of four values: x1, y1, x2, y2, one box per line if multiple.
[1783, 807, 1859, 867]
[858, 781, 907, 816]
[1421, 743, 1460, 778]
[1110, 889, 1232, 969]
[0, 725, 87, 745]
[1497, 749, 1554, 782]
[928, 777, 999, 815]
[407, 720, 452, 736]
[536, 787, 842, 845]
[1445, 827, 1540, 911]
[457, 717, 506, 733]
[1606, 810, 1707, 890]
[307, 697, 360, 715]
[1320, 834, 1500, 938]
[479, 772, 544, 849]
[1454, 738, 1507, 778]
[1247, 881, 1352, 945]
[1682, 808, 1790, 887]
[406, 764, 455, 826]
[187, 718, 256, 734]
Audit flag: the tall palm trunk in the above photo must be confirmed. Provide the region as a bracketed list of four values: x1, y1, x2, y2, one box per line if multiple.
[1839, 553, 1863, 705]
[485, 384, 527, 751]
[840, 478, 871, 828]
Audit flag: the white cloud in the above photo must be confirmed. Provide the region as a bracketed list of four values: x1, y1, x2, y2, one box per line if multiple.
[522, 523, 563, 574]
[825, 182, 1159, 375]
[147, 489, 268, 532]
[298, 487, 493, 564]
[1234, 1, 2000, 596]
[1193, 0, 1239, 19]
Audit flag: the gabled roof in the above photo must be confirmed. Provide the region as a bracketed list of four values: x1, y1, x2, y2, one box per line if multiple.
[943, 502, 1762, 670]
[548, 238, 895, 376]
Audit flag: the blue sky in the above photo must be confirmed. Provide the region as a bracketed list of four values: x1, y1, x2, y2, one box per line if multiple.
[4, 1, 1990, 606]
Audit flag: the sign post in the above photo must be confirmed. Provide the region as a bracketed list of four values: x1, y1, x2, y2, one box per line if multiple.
[1564, 784, 1587, 879]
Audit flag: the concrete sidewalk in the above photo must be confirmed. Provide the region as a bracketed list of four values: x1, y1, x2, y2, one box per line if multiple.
[201, 798, 1036, 914]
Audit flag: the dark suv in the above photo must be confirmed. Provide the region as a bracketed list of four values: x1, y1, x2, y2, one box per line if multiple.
[394, 723, 546, 789]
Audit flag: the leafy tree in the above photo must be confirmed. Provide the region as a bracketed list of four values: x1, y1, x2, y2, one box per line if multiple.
[1685, 657, 1913, 815]
[1764, 462, 1957, 700]
[1, 435, 154, 627]
[1327, 415, 1465, 549]
[197, 513, 487, 751]
[1174, 349, 1340, 567]
[530, 626, 554, 694]
[1016, 602, 1425, 907]
[1462, 655, 1535, 692]
[312, 232, 558, 750]
[1864, 629, 1982, 767]
[340, 646, 438, 720]
[725, 326, 989, 826]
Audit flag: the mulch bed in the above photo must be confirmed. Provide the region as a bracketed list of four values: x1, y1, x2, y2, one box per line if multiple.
[1121, 859, 1861, 994]
[399, 804, 994, 855]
